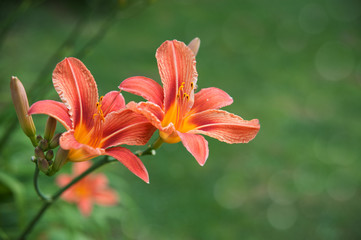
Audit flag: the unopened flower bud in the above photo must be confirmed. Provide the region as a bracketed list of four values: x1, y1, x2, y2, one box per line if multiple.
[188, 37, 200, 56]
[45, 150, 54, 161]
[38, 139, 48, 151]
[44, 117, 57, 141]
[34, 146, 45, 159]
[49, 133, 61, 149]
[49, 147, 69, 176]
[10, 76, 37, 146]
[37, 158, 49, 174]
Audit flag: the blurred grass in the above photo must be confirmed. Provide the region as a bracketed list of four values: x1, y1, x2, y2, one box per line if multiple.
[1, 0, 361, 239]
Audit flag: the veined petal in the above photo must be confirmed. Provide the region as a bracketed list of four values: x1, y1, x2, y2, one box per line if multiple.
[126, 101, 164, 130]
[60, 130, 104, 162]
[187, 110, 260, 144]
[191, 87, 233, 113]
[105, 146, 149, 183]
[101, 91, 125, 116]
[53, 57, 98, 129]
[119, 76, 164, 108]
[101, 109, 155, 148]
[127, 101, 177, 140]
[29, 100, 72, 130]
[156, 40, 197, 112]
[178, 132, 209, 166]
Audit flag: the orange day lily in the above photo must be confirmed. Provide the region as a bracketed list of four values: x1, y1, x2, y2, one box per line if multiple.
[29, 57, 155, 182]
[119, 39, 260, 166]
[56, 161, 118, 217]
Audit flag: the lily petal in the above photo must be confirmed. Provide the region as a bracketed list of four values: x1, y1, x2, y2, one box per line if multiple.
[56, 174, 72, 187]
[126, 101, 164, 130]
[187, 110, 260, 144]
[191, 87, 233, 113]
[178, 132, 209, 166]
[101, 91, 125, 116]
[105, 146, 149, 183]
[53, 57, 98, 129]
[79, 198, 93, 217]
[188, 37, 200, 56]
[156, 40, 197, 112]
[101, 109, 155, 148]
[60, 130, 104, 162]
[73, 161, 91, 175]
[94, 190, 118, 206]
[28, 100, 72, 130]
[119, 76, 164, 108]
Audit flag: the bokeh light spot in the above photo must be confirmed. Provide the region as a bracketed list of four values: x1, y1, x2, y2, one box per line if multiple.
[326, 169, 357, 201]
[267, 171, 297, 205]
[214, 175, 247, 209]
[222, 12, 265, 55]
[277, 19, 308, 52]
[267, 203, 298, 230]
[299, 3, 328, 34]
[315, 41, 355, 81]
[293, 164, 326, 196]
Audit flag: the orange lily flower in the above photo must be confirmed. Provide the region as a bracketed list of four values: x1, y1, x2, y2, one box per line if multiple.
[119, 39, 260, 166]
[56, 161, 118, 217]
[29, 57, 155, 182]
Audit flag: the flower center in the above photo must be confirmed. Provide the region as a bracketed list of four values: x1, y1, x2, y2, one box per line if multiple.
[74, 96, 105, 148]
[160, 82, 197, 143]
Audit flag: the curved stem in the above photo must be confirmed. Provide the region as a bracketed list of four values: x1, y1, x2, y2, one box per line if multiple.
[18, 140, 161, 239]
[18, 156, 114, 240]
[33, 165, 51, 202]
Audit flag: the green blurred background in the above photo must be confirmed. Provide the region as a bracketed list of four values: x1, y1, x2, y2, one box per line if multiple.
[1, 0, 361, 239]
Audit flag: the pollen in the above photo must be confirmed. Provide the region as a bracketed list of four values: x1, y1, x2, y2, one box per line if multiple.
[93, 96, 105, 121]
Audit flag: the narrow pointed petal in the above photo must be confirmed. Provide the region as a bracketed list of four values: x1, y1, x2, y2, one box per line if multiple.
[73, 161, 91, 175]
[191, 87, 233, 113]
[29, 100, 72, 130]
[101, 91, 125, 116]
[79, 198, 93, 217]
[188, 37, 200, 56]
[187, 110, 260, 144]
[178, 132, 209, 166]
[92, 174, 108, 189]
[60, 130, 104, 162]
[101, 109, 155, 148]
[53, 57, 98, 129]
[105, 147, 149, 183]
[156, 40, 197, 112]
[119, 76, 164, 108]
[56, 174, 72, 187]
[94, 190, 118, 206]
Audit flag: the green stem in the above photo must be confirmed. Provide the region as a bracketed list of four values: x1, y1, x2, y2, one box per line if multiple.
[19, 156, 113, 240]
[33, 165, 50, 202]
[136, 137, 163, 156]
[19, 140, 161, 239]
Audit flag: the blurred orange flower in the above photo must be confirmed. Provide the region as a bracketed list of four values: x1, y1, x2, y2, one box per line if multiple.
[56, 161, 118, 217]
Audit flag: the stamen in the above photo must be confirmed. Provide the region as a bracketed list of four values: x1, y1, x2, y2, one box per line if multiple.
[93, 96, 105, 121]
[190, 82, 194, 89]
